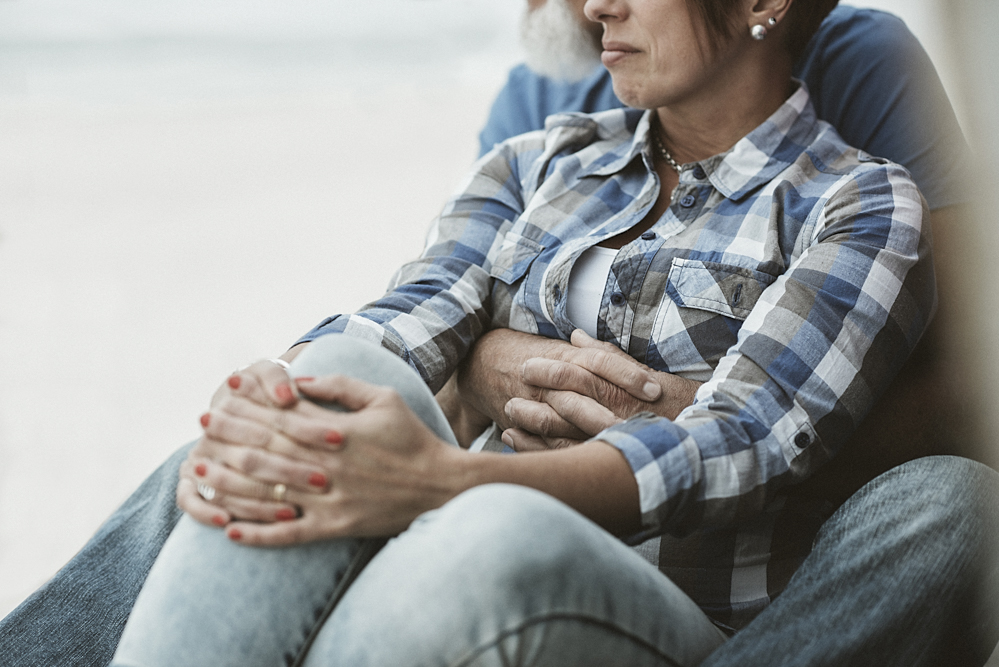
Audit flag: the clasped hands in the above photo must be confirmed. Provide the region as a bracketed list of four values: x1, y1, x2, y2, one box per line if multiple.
[178, 356, 459, 546]
[178, 329, 700, 545]
[441, 328, 700, 450]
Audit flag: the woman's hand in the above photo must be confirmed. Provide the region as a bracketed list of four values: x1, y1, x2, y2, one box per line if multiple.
[177, 396, 334, 528]
[178, 351, 324, 527]
[501, 330, 702, 451]
[212, 375, 462, 546]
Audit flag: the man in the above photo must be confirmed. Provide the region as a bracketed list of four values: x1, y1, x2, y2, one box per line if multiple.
[2, 2, 996, 665]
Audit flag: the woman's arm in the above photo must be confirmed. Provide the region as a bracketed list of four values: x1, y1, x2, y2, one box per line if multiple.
[597, 162, 935, 539]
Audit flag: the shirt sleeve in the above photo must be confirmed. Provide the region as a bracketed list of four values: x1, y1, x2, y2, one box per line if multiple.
[478, 65, 551, 158]
[296, 138, 544, 393]
[795, 7, 971, 209]
[597, 161, 935, 540]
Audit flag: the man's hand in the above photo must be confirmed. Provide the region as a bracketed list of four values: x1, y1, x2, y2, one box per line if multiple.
[501, 330, 701, 450]
[449, 328, 701, 451]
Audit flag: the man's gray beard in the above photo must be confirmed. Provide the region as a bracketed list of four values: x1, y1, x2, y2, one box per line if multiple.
[520, 0, 602, 82]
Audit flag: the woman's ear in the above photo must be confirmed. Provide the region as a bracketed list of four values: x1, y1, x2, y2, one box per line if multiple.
[745, 0, 793, 38]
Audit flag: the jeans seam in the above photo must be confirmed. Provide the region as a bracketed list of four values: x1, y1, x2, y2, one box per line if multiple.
[451, 612, 686, 667]
[288, 537, 388, 667]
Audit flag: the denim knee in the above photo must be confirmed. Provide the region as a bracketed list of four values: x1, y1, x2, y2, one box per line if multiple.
[290, 334, 457, 444]
[815, 455, 999, 663]
[824, 455, 999, 544]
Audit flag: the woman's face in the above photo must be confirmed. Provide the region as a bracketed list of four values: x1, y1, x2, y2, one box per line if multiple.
[584, 0, 744, 110]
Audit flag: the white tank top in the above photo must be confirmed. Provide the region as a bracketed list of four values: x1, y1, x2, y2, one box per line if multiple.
[565, 245, 618, 338]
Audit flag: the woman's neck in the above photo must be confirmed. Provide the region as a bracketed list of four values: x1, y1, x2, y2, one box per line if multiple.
[655, 57, 793, 165]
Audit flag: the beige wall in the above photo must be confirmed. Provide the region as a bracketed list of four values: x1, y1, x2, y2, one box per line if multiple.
[942, 0, 999, 469]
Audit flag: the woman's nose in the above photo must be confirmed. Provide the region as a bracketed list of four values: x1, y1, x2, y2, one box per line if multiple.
[584, 0, 625, 24]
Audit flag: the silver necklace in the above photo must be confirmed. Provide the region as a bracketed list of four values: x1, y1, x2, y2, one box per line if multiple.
[651, 120, 683, 175]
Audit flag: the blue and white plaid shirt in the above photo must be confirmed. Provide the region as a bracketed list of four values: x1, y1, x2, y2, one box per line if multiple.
[301, 85, 934, 629]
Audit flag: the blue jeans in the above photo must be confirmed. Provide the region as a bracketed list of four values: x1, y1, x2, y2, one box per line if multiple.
[3, 336, 998, 665]
[113, 335, 728, 666]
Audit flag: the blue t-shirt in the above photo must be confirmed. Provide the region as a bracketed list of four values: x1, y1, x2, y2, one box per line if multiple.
[479, 6, 969, 210]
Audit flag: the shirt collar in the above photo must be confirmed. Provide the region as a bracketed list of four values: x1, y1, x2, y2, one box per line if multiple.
[577, 81, 819, 201]
[580, 109, 654, 178]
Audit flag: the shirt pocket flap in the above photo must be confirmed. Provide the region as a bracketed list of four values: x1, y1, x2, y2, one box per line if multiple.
[488, 233, 545, 285]
[666, 258, 777, 320]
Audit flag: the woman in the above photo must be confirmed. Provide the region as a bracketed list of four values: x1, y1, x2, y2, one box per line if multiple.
[111, 0, 934, 664]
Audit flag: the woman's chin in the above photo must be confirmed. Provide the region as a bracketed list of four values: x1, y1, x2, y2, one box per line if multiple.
[611, 83, 656, 111]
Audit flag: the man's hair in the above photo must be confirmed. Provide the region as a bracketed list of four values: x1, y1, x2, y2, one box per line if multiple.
[689, 0, 840, 62]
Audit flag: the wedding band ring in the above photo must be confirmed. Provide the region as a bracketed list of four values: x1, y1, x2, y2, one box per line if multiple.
[197, 483, 217, 501]
[272, 483, 288, 503]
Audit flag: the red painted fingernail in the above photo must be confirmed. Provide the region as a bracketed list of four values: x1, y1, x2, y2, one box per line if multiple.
[275, 508, 296, 521]
[195, 463, 207, 477]
[212, 515, 227, 527]
[228, 375, 241, 390]
[227, 528, 242, 540]
[295, 376, 315, 383]
[309, 472, 328, 487]
[275, 383, 293, 402]
[324, 430, 343, 446]
[200, 413, 211, 428]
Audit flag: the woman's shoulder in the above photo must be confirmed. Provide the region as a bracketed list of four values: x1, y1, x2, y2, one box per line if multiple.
[776, 121, 928, 238]
[791, 119, 923, 200]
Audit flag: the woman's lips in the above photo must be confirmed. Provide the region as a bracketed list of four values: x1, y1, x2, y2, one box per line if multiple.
[601, 42, 639, 67]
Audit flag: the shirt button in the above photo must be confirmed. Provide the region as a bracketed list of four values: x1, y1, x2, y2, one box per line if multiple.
[693, 165, 707, 180]
[794, 432, 811, 448]
[610, 291, 626, 306]
[553, 284, 563, 301]
[680, 194, 696, 208]
[640, 231, 656, 241]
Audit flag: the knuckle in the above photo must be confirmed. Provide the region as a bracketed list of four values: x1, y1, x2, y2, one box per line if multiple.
[382, 387, 403, 407]
[271, 410, 288, 434]
[263, 431, 285, 452]
[549, 363, 576, 388]
[218, 395, 239, 413]
[537, 412, 560, 435]
[236, 448, 263, 474]
[252, 479, 272, 502]
[191, 437, 212, 457]
[597, 381, 628, 411]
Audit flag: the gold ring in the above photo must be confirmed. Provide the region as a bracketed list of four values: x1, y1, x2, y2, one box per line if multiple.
[272, 483, 287, 503]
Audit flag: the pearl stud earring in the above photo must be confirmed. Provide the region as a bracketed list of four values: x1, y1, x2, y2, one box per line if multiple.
[751, 24, 767, 40]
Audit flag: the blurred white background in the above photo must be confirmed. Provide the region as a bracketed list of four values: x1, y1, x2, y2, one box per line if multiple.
[0, 0, 983, 630]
